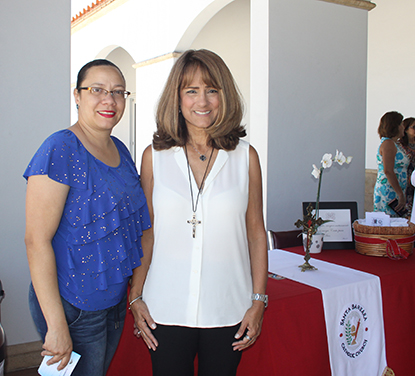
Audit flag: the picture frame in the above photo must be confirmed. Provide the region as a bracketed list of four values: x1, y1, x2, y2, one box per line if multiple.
[302, 201, 358, 249]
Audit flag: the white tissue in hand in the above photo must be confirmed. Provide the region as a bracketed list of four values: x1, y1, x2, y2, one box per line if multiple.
[38, 351, 81, 376]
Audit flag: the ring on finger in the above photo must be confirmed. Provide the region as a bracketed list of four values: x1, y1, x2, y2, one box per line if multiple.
[137, 330, 142, 335]
[244, 335, 251, 341]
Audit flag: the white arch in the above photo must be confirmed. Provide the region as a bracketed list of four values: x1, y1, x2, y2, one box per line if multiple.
[176, 0, 236, 51]
[105, 47, 137, 159]
[95, 44, 120, 60]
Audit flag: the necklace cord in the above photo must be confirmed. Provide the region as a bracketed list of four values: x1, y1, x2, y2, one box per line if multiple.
[184, 145, 215, 213]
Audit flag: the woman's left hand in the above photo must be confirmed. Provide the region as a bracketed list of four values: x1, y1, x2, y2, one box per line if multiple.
[232, 302, 265, 351]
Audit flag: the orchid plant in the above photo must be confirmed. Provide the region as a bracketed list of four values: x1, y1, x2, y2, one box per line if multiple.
[311, 150, 353, 225]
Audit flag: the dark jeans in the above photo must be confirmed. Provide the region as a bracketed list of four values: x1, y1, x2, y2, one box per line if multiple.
[150, 324, 242, 376]
[29, 283, 126, 376]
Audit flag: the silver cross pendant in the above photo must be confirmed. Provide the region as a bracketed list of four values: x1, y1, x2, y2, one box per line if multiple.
[187, 213, 201, 238]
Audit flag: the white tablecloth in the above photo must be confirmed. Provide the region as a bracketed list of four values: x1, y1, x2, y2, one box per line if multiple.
[268, 249, 387, 376]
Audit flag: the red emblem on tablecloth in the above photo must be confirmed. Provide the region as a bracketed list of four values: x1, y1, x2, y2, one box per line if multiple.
[338, 303, 370, 359]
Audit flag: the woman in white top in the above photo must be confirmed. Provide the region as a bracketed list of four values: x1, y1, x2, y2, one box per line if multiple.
[129, 49, 268, 376]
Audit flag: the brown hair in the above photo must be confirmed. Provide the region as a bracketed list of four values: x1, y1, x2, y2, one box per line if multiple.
[377, 111, 403, 139]
[400, 117, 415, 146]
[153, 49, 246, 150]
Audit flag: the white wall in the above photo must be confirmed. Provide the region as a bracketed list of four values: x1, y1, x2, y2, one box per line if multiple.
[267, 0, 368, 231]
[0, 1, 70, 345]
[366, 0, 415, 169]
[134, 59, 176, 166]
[250, 0, 269, 221]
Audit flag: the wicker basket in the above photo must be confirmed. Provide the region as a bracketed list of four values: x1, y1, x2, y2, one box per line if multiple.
[353, 220, 415, 257]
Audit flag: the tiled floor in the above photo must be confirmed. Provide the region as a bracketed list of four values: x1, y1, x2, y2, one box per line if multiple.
[6, 368, 39, 376]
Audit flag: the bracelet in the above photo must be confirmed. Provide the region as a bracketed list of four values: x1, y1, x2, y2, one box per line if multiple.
[128, 295, 142, 310]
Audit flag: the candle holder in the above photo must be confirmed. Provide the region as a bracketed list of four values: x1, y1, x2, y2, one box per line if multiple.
[294, 203, 326, 272]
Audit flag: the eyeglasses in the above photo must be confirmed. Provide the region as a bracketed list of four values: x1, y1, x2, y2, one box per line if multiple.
[78, 87, 131, 99]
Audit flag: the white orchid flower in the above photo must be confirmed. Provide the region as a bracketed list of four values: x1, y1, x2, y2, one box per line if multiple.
[301, 149, 353, 236]
[321, 153, 333, 169]
[334, 150, 346, 165]
[311, 164, 321, 179]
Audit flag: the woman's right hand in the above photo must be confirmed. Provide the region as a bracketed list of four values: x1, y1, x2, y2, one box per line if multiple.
[41, 325, 73, 370]
[395, 191, 406, 211]
[130, 299, 158, 351]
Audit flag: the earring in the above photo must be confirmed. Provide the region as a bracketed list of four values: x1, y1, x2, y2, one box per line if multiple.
[76, 104, 79, 110]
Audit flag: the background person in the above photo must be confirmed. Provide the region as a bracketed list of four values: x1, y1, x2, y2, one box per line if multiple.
[24, 59, 150, 375]
[399, 117, 415, 216]
[373, 111, 409, 216]
[129, 49, 268, 376]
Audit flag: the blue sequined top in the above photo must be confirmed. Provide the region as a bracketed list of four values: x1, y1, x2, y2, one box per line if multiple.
[24, 130, 151, 310]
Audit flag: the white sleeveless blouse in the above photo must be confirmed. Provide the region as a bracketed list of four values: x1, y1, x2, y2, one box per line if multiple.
[142, 140, 253, 328]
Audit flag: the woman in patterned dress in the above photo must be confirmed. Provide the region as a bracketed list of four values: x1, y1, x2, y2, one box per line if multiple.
[373, 111, 409, 216]
[399, 117, 415, 216]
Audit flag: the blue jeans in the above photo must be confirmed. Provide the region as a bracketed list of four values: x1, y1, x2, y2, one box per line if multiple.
[29, 283, 126, 376]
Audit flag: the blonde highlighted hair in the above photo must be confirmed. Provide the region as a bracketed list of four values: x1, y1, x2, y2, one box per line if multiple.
[153, 49, 245, 151]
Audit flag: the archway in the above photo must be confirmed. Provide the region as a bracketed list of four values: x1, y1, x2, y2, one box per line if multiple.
[105, 47, 137, 160]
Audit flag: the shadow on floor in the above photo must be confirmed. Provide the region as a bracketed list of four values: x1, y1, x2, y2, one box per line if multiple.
[6, 368, 38, 376]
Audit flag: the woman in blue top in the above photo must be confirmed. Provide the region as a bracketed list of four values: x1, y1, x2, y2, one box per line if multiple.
[24, 59, 151, 375]
[373, 111, 409, 216]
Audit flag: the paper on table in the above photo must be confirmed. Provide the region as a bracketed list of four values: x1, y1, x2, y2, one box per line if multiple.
[316, 208, 353, 242]
[365, 212, 391, 227]
[38, 351, 81, 376]
[359, 216, 409, 227]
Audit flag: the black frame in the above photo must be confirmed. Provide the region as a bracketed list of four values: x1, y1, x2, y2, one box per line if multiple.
[302, 201, 358, 249]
